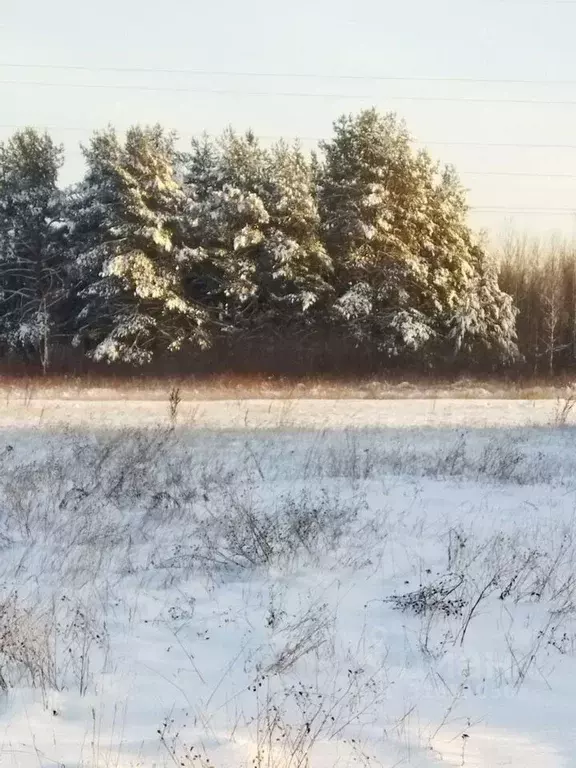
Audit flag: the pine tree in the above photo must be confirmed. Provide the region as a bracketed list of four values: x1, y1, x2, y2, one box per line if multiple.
[178, 135, 229, 314]
[318, 109, 518, 365]
[184, 131, 331, 331]
[69, 125, 211, 364]
[0, 128, 67, 372]
[259, 140, 332, 320]
[185, 130, 269, 328]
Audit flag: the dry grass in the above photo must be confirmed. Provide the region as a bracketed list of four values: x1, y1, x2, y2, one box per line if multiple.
[2, 371, 576, 401]
[1, 421, 576, 765]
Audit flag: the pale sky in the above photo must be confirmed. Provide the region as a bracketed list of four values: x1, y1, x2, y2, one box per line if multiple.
[2, 0, 576, 239]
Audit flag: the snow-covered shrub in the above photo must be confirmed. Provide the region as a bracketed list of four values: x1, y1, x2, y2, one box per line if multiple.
[387, 575, 467, 618]
[181, 489, 364, 572]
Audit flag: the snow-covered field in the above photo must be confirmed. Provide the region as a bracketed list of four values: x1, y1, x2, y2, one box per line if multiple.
[1, 398, 576, 767]
[0, 396, 573, 429]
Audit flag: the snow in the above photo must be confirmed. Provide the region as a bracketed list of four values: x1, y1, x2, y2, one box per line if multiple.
[0, 399, 575, 766]
[0, 396, 571, 429]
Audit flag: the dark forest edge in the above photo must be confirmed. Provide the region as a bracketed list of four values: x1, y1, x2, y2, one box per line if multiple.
[0, 108, 574, 377]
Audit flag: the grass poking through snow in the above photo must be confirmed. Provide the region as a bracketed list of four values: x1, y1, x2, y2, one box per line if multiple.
[0, 405, 574, 766]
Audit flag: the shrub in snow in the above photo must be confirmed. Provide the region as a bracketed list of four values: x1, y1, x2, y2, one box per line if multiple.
[387, 575, 466, 618]
[175, 488, 364, 572]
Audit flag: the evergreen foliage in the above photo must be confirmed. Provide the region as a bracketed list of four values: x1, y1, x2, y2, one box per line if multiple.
[0, 110, 523, 373]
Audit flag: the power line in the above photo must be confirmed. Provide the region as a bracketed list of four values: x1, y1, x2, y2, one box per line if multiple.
[2, 62, 576, 87]
[2, 128, 576, 201]
[4, 124, 576, 170]
[428, 141, 576, 149]
[5, 79, 576, 105]
[466, 171, 576, 178]
[487, 1, 576, 3]
[4, 126, 576, 175]
[480, 0, 576, 3]
[482, 1, 576, 4]
[50, 148, 576, 178]
[3, 124, 576, 151]
[472, 207, 576, 214]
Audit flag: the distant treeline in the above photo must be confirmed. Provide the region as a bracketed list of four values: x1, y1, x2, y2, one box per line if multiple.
[499, 236, 576, 375]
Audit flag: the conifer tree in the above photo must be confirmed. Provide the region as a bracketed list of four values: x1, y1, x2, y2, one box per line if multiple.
[0, 128, 67, 372]
[318, 109, 518, 364]
[69, 125, 210, 364]
[184, 132, 331, 331]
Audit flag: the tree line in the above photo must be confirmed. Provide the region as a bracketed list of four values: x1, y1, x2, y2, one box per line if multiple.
[0, 107, 563, 377]
[499, 235, 576, 375]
